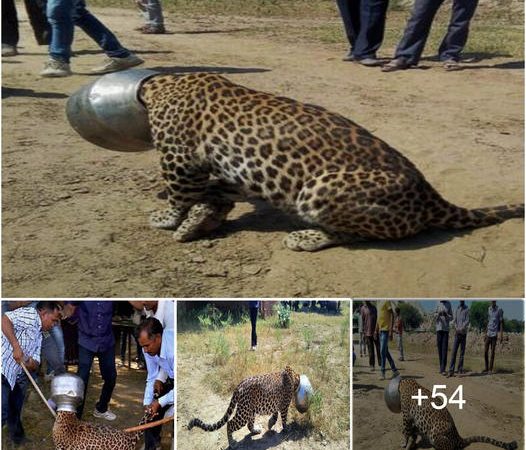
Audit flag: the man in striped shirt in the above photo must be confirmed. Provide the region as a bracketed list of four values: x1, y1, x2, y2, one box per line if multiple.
[1, 301, 61, 445]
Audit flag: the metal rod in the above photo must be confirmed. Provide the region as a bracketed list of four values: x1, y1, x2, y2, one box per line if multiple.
[20, 361, 57, 418]
[123, 415, 174, 433]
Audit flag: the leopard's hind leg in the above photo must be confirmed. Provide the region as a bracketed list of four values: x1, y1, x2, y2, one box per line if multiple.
[268, 412, 279, 430]
[283, 229, 359, 252]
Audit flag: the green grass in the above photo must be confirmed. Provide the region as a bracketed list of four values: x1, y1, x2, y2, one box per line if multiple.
[178, 302, 350, 442]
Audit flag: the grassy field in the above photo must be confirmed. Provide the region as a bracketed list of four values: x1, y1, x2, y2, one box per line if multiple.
[89, 0, 524, 59]
[178, 302, 350, 442]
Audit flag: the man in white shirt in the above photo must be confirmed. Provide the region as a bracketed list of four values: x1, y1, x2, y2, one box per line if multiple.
[137, 317, 174, 450]
[2, 301, 61, 445]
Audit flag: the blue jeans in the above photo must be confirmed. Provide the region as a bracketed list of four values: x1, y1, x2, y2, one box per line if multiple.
[76, 344, 117, 419]
[46, 0, 130, 63]
[449, 333, 466, 374]
[143, 0, 164, 27]
[436, 330, 449, 373]
[2, 373, 29, 444]
[379, 331, 397, 375]
[42, 323, 66, 375]
[394, 0, 479, 64]
[336, 0, 389, 59]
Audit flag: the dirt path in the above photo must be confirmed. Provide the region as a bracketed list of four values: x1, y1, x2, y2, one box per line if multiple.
[353, 346, 524, 450]
[2, 8, 523, 297]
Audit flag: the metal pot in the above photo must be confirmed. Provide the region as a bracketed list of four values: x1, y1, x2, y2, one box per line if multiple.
[384, 375, 401, 413]
[66, 68, 159, 152]
[295, 374, 313, 413]
[50, 373, 85, 413]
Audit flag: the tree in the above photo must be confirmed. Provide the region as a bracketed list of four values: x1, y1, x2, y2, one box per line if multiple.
[504, 319, 524, 333]
[399, 302, 423, 330]
[469, 301, 491, 332]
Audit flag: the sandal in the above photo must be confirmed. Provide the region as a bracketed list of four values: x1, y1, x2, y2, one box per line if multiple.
[443, 59, 461, 71]
[381, 57, 411, 72]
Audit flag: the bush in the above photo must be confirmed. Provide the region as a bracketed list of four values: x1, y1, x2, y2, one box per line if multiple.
[276, 302, 292, 328]
[399, 302, 423, 330]
[470, 301, 491, 332]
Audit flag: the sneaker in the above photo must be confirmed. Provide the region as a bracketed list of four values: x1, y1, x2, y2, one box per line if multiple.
[379, 373, 386, 380]
[250, 345, 257, 351]
[140, 25, 166, 34]
[40, 58, 72, 77]
[91, 54, 144, 74]
[392, 370, 400, 378]
[342, 51, 354, 62]
[2, 43, 18, 57]
[93, 408, 117, 421]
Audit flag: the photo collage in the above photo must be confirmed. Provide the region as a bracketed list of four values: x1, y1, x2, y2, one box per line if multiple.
[1, 0, 524, 449]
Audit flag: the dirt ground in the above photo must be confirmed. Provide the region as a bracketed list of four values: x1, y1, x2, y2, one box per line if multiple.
[2, 8, 524, 298]
[1, 360, 172, 449]
[177, 307, 350, 450]
[353, 336, 524, 450]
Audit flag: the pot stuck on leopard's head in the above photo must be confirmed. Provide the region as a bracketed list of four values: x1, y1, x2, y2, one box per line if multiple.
[384, 375, 401, 413]
[295, 374, 313, 413]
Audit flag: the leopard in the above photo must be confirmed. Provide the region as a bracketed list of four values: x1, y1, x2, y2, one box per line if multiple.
[187, 365, 301, 448]
[52, 410, 152, 450]
[398, 378, 517, 450]
[139, 72, 523, 252]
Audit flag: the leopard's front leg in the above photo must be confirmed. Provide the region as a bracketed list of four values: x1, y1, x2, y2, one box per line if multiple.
[149, 149, 210, 231]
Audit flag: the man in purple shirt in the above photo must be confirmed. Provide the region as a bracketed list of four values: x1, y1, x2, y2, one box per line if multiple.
[63, 301, 117, 420]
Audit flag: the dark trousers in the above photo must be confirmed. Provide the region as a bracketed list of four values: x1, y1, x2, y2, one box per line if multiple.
[484, 335, 497, 371]
[2, 0, 19, 46]
[76, 344, 117, 419]
[436, 330, 449, 373]
[395, 0, 479, 64]
[2, 374, 28, 444]
[336, 0, 389, 59]
[144, 378, 174, 450]
[249, 307, 258, 347]
[365, 335, 381, 368]
[449, 333, 467, 374]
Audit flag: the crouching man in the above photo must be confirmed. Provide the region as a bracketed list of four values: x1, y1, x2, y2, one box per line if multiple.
[137, 317, 174, 450]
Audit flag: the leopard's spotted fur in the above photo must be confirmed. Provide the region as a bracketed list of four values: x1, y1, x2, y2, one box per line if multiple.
[399, 379, 517, 450]
[52, 411, 150, 450]
[138, 73, 523, 251]
[188, 366, 300, 447]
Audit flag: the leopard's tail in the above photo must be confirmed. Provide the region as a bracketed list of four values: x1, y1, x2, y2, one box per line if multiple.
[188, 391, 237, 432]
[462, 436, 518, 449]
[430, 198, 524, 230]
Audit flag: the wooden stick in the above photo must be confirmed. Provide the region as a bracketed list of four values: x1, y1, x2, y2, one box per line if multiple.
[123, 415, 174, 433]
[20, 361, 57, 418]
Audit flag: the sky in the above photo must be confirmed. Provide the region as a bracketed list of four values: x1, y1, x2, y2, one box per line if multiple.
[416, 300, 524, 321]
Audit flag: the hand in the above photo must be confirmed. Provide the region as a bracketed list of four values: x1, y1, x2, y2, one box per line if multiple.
[25, 358, 39, 371]
[62, 304, 75, 319]
[146, 400, 161, 417]
[153, 380, 164, 397]
[13, 346, 24, 364]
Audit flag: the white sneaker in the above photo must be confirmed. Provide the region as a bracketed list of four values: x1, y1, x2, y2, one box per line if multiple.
[91, 54, 144, 74]
[40, 58, 72, 77]
[93, 408, 117, 421]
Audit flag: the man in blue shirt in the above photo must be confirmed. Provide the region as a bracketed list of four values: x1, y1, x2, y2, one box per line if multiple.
[63, 301, 117, 420]
[138, 317, 174, 450]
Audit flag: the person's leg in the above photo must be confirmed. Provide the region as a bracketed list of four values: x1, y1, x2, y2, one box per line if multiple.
[441, 332, 449, 373]
[458, 334, 466, 373]
[438, 0, 479, 61]
[95, 345, 117, 414]
[120, 329, 127, 362]
[2, 0, 19, 47]
[76, 344, 95, 419]
[46, 0, 74, 62]
[489, 336, 497, 372]
[249, 307, 258, 348]
[353, 0, 389, 60]
[379, 331, 388, 376]
[366, 336, 375, 368]
[436, 331, 443, 372]
[448, 333, 460, 374]
[72, 0, 130, 58]
[2, 375, 11, 427]
[335, 0, 361, 55]
[483, 335, 490, 371]
[145, 0, 164, 29]
[144, 404, 170, 449]
[398, 334, 405, 360]
[393, 0, 445, 64]
[374, 335, 381, 366]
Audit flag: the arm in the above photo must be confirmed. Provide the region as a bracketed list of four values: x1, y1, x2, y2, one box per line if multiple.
[128, 301, 145, 311]
[2, 314, 24, 363]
